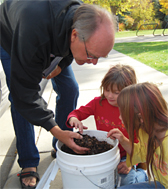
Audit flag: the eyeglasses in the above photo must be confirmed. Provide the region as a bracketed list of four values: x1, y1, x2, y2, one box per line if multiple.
[83, 37, 99, 60]
[83, 37, 108, 60]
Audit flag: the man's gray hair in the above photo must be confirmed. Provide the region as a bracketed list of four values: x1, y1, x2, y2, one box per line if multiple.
[72, 3, 115, 41]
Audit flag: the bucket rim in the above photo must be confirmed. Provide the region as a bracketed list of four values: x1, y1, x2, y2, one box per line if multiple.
[56, 130, 119, 158]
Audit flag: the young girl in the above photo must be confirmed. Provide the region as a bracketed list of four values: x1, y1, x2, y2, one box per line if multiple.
[107, 82, 168, 188]
[66, 64, 148, 186]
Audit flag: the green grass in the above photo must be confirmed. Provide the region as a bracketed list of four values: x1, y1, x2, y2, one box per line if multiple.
[115, 29, 168, 38]
[113, 42, 168, 75]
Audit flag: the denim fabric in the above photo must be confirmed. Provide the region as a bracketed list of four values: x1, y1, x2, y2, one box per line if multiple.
[119, 167, 148, 186]
[0, 46, 39, 168]
[118, 181, 165, 189]
[119, 157, 148, 186]
[0, 46, 79, 168]
[51, 65, 79, 149]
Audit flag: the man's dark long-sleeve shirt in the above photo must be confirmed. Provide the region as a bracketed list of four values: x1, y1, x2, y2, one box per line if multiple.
[0, 0, 82, 131]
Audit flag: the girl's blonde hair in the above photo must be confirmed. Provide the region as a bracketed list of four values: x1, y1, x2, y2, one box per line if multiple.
[100, 64, 137, 105]
[117, 82, 168, 184]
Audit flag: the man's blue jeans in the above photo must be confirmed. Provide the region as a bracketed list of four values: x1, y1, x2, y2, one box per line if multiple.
[0, 46, 79, 168]
[118, 181, 165, 188]
[51, 65, 79, 149]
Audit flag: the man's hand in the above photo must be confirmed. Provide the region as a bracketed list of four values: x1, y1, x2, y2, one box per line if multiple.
[69, 117, 88, 134]
[44, 66, 62, 79]
[117, 161, 132, 174]
[50, 126, 90, 154]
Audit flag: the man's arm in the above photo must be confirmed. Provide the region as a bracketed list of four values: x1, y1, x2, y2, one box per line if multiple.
[50, 126, 89, 154]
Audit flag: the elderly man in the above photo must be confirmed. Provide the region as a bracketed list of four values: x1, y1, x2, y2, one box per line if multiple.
[0, 0, 115, 188]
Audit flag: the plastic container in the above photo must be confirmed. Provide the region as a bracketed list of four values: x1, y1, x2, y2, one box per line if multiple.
[57, 130, 120, 189]
[36, 130, 120, 189]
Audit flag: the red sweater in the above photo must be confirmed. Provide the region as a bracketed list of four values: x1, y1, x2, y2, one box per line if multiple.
[66, 97, 139, 158]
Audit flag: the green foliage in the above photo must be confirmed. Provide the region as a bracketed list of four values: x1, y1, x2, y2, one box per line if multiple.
[129, 0, 155, 23]
[124, 15, 134, 29]
[82, 0, 133, 14]
[152, 0, 166, 21]
[82, 0, 111, 11]
[159, 0, 168, 14]
[83, 0, 166, 30]
[118, 14, 126, 23]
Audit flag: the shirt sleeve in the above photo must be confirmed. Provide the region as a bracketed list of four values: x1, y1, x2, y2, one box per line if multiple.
[58, 54, 73, 70]
[10, 19, 57, 131]
[66, 98, 97, 127]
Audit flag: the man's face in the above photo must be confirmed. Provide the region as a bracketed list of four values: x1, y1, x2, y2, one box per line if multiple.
[70, 23, 115, 65]
[71, 38, 99, 65]
[70, 29, 99, 65]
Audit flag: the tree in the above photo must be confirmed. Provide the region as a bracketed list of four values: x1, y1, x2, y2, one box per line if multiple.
[83, 0, 156, 30]
[159, 0, 168, 15]
[152, 0, 165, 21]
[83, 0, 133, 15]
[129, 0, 155, 23]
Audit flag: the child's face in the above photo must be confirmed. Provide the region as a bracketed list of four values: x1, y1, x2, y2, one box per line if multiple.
[104, 84, 120, 107]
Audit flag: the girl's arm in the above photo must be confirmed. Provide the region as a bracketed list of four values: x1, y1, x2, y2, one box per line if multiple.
[66, 97, 98, 132]
[68, 117, 88, 134]
[107, 128, 132, 155]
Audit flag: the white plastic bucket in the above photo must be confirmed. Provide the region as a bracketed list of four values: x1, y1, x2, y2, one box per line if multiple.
[56, 130, 120, 189]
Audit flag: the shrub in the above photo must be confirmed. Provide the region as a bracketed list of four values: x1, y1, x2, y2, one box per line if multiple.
[118, 23, 125, 31]
[137, 20, 157, 30]
[154, 19, 163, 29]
[124, 16, 134, 30]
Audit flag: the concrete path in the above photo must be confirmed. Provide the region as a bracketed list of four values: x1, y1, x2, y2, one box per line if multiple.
[1, 35, 168, 188]
[115, 34, 168, 43]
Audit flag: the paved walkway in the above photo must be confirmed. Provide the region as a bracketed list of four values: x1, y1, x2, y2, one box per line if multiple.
[1, 35, 168, 188]
[115, 34, 168, 43]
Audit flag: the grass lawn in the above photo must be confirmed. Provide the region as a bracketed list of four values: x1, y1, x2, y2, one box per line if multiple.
[115, 29, 168, 38]
[113, 42, 168, 75]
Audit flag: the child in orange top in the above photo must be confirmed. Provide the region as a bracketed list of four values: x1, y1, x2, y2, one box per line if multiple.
[66, 64, 148, 186]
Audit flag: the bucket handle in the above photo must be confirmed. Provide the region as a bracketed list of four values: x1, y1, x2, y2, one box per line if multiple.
[80, 170, 105, 189]
[36, 159, 59, 189]
[80, 168, 120, 189]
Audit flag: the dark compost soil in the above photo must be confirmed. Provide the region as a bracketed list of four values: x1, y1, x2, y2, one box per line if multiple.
[61, 133, 114, 155]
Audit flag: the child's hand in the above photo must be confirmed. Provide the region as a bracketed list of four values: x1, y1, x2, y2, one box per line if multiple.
[117, 161, 132, 174]
[107, 128, 132, 155]
[69, 117, 88, 134]
[107, 128, 125, 143]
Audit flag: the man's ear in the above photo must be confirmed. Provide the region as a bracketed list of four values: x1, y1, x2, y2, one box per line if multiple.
[71, 29, 78, 42]
[138, 113, 143, 123]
